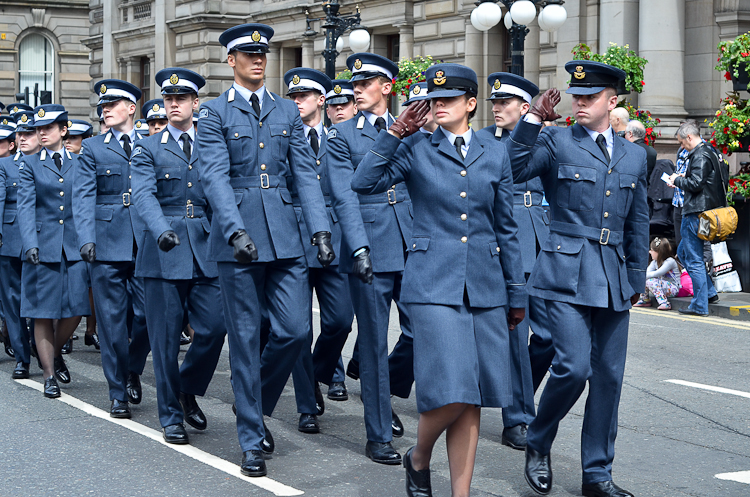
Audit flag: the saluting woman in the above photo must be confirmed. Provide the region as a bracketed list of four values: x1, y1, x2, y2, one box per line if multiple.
[17, 105, 90, 398]
[352, 64, 526, 497]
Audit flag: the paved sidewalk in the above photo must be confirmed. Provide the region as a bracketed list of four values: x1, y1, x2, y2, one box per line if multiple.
[667, 292, 750, 321]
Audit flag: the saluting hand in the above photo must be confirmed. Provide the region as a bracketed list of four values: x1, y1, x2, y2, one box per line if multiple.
[158, 230, 181, 252]
[312, 231, 336, 267]
[389, 100, 430, 139]
[230, 229, 258, 264]
[352, 248, 373, 284]
[25, 248, 39, 265]
[529, 88, 562, 123]
[507, 307, 526, 330]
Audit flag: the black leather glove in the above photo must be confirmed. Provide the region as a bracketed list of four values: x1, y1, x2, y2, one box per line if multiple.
[26, 248, 39, 265]
[529, 88, 562, 122]
[80, 242, 96, 262]
[229, 229, 258, 264]
[352, 248, 373, 284]
[158, 230, 181, 252]
[312, 231, 335, 267]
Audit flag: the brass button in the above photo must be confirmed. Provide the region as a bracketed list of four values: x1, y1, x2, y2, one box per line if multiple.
[391, 185, 396, 189]
[460, 191, 466, 198]
[496, 247, 500, 253]
[460, 214, 467, 221]
[317, 175, 321, 180]
[188, 165, 192, 170]
[234, 133, 239, 137]
[412, 244, 416, 249]
[129, 175, 132, 179]
[574, 173, 580, 179]
[282, 130, 287, 135]
[188, 182, 193, 188]
[261, 164, 266, 171]
[608, 169, 612, 174]
[604, 212, 609, 218]
[187, 199, 192, 204]
[12, 182, 16, 186]
[59, 219, 64, 225]
[58, 178, 63, 183]
[631, 183, 636, 188]
[316, 160, 321, 165]
[165, 173, 170, 178]
[259, 142, 264, 149]
[106, 169, 111, 174]
[59, 206, 64, 211]
[59, 191, 64, 197]
[461, 236, 468, 243]
[460, 170, 467, 177]
[557, 245, 561, 250]
[129, 188, 132, 193]
[259, 121, 263, 127]
[606, 190, 611, 196]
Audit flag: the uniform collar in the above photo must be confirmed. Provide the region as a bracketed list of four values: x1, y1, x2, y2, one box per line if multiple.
[44, 146, 66, 157]
[362, 109, 390, 127]
[232, 83, 265, 111]
[303, 121, 325, 139]
[440, 127, 473, 148]
[167, 123, 195, 144]
[581, 124, 614, 156]
[111, 127, 137, 143]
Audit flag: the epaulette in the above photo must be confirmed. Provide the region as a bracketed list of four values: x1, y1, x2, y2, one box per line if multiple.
[13, 151, 21, 161]
[65, 149, 72, 160]
[104, 132, 112, 144]
[228, 87, 236, 103]
[40, 149, 47, 161]
[161, 131, 169, 144]
[267, 89, 275, 102]
[357, 116, 365, 129]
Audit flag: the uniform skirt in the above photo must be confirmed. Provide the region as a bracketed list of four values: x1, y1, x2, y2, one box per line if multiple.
[409, 300, 512, 413]
[21, 256, 91, 319]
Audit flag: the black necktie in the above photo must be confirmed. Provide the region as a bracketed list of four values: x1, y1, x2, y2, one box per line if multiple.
[454, 136, 465, 161]
[309, 128, 319, 156]
[250, 93, 261, 115]
[374, 117, 386, 133]
[53, 152, 62, 171]
[180, 133, 192, 162]
[122, 134, 132, 158]
[596, 134, 610, 163]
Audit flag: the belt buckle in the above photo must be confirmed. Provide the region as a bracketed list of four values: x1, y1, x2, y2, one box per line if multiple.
[524, 191, 532, 208]
[260, 173, 270, 189]
[599, 228, 610, 245]
[387, 188, 397, 205]
[186, 203, 194, 218]
[122, 192, 131, 206]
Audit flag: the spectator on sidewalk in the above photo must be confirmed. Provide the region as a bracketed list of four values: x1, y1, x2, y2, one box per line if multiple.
[626, 120, 657, 185]
[609, 107, 629, 136]
[634, 237, 681, 310]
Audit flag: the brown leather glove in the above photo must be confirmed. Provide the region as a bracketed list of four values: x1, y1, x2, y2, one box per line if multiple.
[389, 100, 430, 139]
[529, 88, 562, 122]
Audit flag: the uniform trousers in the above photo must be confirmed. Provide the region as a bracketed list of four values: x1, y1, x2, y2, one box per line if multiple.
[348, 329, 415, 399]
[0, 256, 32, 364]
[291, 265, 354, 414]
[528, 295, 555, 393]
[217, 257, 310, 452]
[90, 261, 151, 402]
[143, 276, 226, 428]
[527, 300, 629, 484]
[348, 271, 413, 443]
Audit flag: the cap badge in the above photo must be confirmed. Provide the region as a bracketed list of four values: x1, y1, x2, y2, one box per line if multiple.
[170, 74, 179, 85]
[67, 120, 73, 128]
[152, 103, 160, 112]
[100, 83, 107, 94]
[493, 79, 501, 90]
[12, 106, 18, 113]
[412, 85, 421, 95]
[354, 59, 363, 70]
[1, 119, 6, 125]
[333, 85, 342, 94]
[292, 75, 301, 85]
[136, 121, 142, 128]
[251, 31, 262, 42]
[434, 70, 446, 86]
[20, 114, 28, 123]
[37, 109, 46, 118]
[574, 65, 585, 80]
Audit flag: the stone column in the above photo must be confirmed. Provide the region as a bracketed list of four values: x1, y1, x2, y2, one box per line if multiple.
[525, 20, 540, 87]
[301, 38, 315, 70]
[464, 19, 485, 124]
[266, 44, 281, 95]
[638, 0, 687, 130]
[397, 24, 414, 60]
[102, 0, 116, 77]
[599, 0, 640, 50]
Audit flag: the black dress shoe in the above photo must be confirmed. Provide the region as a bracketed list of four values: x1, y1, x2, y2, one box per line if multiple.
[327, 381, 348, 401]
[392, 410, 404, 438]
[314, 382, 325, 416]
[262, 421, 274, 454]
[582, 480, 634, 497]
[44, 376, 60, 398]
[54, 356, 71, 384]
[180, 392, 207, 430]
[241, 450, 267, 477]
[110, 399, 131, 419]
[346, 358, 359, 380]
[232, 402, 237, 415]
[678, 307, 708, 316]
[163, 423, 189, 444]
[126, 372, 142, 404]
[298, 413, 320, 434]
[180, 331, 192, 346]
[366, 441, 402, 465]
[71, 334, 79, 340]
[501, 423, 528, 450]
[708, 294, 720, 304]
[84, 332, 100, 350]
[404, 447, 432, 497]
[12, 362, 30, 380]
[525, 447, 552, 495]
[61, 339, 73, 355]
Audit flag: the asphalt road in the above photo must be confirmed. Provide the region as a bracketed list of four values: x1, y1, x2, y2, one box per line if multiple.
[1, 305, 749, 497]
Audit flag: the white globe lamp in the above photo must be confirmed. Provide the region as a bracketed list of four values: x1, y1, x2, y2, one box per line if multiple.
[537, 8, 549, 31]
[510, 0, 537, 26]
[541, 4, 567, 32]
[504, 11, 513, 30]
[349, 28, 371, 52]
[336, 36, 344, 53]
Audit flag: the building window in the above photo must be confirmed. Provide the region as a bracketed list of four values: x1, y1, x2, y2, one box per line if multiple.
[134, 2, 152, 21]
[140, 57, 150, 104]
[19, 34, 54, 105]
[387, 35, 399, 64]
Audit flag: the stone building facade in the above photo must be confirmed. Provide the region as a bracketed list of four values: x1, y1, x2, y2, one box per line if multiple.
[0, 0, 91, 120]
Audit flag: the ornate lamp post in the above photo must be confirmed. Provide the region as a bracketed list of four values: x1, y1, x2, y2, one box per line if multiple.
[471, 0, 567, 76]
[304, 0, 371, 80]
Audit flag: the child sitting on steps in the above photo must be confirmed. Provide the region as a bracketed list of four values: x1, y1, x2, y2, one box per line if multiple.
[634, 237, 682, 310]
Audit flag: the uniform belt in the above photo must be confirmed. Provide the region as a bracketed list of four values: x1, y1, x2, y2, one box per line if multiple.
[230, 174, 288, 189]
[97, 193, 132, 206]
[549, 220, 623, 246]
[357, 189, 406, 205]
[160, 204, 206, 218]
[513, 191, 544, 207]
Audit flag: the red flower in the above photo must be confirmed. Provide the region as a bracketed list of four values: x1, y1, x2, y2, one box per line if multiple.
[726, 71, 732, 80]
[407, 79, 412, 83]
[640, 81, 645, 86]
[724, 127, 730, 134]
[730, 178, 740, 186]
[646, 127, 653, 134]
[392, 91, 397, 96]
[733, 118, 741, 122]
[733, 130, 738, 135]
[566, 116, 573, 125]
[723, 146, 729, 154]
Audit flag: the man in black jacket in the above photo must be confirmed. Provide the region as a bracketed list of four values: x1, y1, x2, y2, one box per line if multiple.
[626, 120, 657, 185]
[667, 121, 727, 316]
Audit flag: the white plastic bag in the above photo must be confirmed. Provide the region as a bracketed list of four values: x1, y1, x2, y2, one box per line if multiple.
[711, 241, 742, 292]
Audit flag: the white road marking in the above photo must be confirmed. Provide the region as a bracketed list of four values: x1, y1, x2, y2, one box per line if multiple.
[664, 379, 750, 399]
[15, 378, 304, 496]
[716, 470, 750, 484]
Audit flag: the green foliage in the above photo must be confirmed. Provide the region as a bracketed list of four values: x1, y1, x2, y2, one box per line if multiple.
[391, 56, 441, 97]
[571, 42, 648, 94]
[707, 94, 750, 155]
[727, 174, 750, 205]
[336, 69, 352, 80]
[716, 32, 750, 85]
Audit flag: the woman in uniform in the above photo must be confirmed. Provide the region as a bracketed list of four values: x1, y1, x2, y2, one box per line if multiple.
[352, 64, 526, 497]
[18, 104, 90, 397]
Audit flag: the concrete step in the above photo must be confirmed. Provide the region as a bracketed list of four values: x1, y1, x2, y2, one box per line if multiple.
[666, 292, 750, 321]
